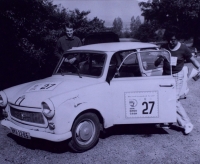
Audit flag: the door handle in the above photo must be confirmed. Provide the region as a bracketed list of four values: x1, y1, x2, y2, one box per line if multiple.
[159, 84, 173, 87]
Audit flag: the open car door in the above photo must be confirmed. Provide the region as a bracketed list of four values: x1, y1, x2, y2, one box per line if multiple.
[109, 49, 176, 125]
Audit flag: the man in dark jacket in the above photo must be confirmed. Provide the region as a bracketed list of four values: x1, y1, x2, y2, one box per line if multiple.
[55, 22, 82, 63]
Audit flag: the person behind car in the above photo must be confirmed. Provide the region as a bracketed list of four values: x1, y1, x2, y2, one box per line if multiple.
[154, 31, 200, 134]
[54, 22, 82, 64]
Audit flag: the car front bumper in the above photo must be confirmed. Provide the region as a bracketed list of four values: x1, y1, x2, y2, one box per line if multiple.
[1, 119, 72, 142]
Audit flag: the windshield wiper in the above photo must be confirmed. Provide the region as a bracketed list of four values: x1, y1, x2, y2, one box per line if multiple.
[71, 64, 82, 78]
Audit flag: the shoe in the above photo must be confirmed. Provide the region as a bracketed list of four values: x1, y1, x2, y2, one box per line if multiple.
[155, 123, 171, 129]
[184, 123, 194, 134]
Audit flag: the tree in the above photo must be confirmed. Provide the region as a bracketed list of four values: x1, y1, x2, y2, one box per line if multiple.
[0, 0, 65, 89]
[122, 25, 131, 38]
[130, 16, 142, 37]
[67, 9, 106, 39]
[134, 22, 157, 42]
[139, 0, 200, 47]
[112, 17, 123, 36]
[0, 0, 107, 90]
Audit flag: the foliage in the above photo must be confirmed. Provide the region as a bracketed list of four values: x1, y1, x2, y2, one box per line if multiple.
[67, 9, 106, 39]
[139, 0, 200, 47]
[130, 16, 142, 37]
[0, 0, 67, 85]
[112, 17, 123, 36]
[134, 22, 158, 42]
[0, 0, 106, 90]
[122, 25, 131, 38]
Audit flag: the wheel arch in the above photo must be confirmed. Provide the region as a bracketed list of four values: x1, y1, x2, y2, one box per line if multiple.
[71, 108, 104, 131]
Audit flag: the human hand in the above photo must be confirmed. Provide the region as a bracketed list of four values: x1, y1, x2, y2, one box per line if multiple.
[64, 58, 69, 62]
[68, 57, 76, 64]
[158, 52, 167, 59]
[64, 57, 76, 64]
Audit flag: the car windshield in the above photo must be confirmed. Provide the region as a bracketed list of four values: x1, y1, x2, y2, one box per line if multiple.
[54, 53, 106, 77]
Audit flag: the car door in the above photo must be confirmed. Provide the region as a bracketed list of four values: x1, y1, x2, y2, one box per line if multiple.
[109, 49, 176, 125]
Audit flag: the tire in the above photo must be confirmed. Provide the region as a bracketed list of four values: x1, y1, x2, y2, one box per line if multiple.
[68, 113, 100, 153]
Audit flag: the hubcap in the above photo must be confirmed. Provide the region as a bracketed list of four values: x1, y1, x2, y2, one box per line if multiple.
[76, 120, 95, 144]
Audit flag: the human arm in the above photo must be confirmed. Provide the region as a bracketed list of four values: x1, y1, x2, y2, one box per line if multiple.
[54, 40, 62, 60]
[189, 56, 200, 71]
[65, 57, 77, 64]
[64, 53, 80, 64]
[183, 45, 200, 71]
[77, 38, 82, 47]
[154, 57, 164, 67]
[65, 38, 82, 63]
[154, 48, 169, 67]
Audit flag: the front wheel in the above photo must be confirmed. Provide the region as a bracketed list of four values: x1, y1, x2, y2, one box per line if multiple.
[68, 113, 100, 152]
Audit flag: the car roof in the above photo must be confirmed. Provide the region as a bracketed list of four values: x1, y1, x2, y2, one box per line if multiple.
[68, 42, 158, 52]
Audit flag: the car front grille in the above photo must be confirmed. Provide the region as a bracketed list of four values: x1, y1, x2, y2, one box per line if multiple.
[10, 107, 45, 124]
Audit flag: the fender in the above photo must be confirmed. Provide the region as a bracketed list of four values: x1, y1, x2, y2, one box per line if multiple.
[52, 99, 114, 134]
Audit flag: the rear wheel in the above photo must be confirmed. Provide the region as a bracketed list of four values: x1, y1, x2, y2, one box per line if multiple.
[68, 113, 100, 152]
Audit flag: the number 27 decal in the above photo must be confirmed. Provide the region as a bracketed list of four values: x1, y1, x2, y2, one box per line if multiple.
[40, 84, 56, 90]
[142, 101, 155, 114]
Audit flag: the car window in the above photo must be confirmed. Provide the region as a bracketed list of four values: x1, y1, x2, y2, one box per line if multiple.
[140, 51, 162, 70]
[112, 51, 141, 78]
[139, 50, 171, 76]
[119, 50, 137, 64]
[109, 49, 171, 79]
[55, 53, 106, 77]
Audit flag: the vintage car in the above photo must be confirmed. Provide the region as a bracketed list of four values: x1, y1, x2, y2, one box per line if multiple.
[0, 42, 177, 152]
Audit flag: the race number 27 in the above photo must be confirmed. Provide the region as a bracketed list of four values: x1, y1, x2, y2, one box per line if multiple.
[142, 101, 155, 114]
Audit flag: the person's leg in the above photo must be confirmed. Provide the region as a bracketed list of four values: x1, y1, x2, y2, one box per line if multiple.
[176, 101, 191, 125]
[173, 70, 193, 134]
[173, 70, 183, 99]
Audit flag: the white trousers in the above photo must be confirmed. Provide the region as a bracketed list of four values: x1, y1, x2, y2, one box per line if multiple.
[173, 70, 191, 127]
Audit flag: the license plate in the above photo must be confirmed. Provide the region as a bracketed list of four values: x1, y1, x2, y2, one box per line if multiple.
[10, 127, 31, 139]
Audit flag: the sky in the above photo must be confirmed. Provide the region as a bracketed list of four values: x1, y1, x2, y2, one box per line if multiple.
[52, 0, 146, 27]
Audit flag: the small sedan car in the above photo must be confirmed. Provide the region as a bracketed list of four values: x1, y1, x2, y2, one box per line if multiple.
[0, 42, 177, 152]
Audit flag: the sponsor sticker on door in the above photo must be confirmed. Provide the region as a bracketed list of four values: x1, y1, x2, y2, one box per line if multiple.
[125, 91, 159, 118]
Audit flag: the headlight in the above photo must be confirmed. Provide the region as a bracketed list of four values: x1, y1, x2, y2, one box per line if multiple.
[41, 100, 55, 119]
[0, 91, 7, 107]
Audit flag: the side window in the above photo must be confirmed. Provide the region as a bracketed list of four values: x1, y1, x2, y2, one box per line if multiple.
[140, 50, 171, 76]
[116, 51, 141, 78]
[140, 51, 163, 70]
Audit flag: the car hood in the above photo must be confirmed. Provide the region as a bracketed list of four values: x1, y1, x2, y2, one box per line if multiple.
[4, 76, 99, 108]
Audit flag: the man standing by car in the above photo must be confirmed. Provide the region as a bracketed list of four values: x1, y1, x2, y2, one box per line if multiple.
[155, 31, 200, 134]
[55, 22, 82, 63]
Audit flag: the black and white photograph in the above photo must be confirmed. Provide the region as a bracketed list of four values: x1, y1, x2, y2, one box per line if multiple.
[0, 0, 200, 163]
